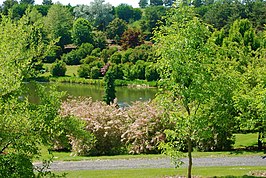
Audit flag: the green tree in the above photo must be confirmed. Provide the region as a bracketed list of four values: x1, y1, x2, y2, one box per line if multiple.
[72, 18, 93, 46]
[2, 0, 18, 15]
[154, 6, 240, 177]
[44, 3, 73, 48]
[139, 0, 148, 8]
[42, 0, 53, 5]
[20, 0, 34, 4]
[115, 4, 134, 22]
[106, 18, 128, 43]
[150, 0, 163, 6]
[0, 12, 94, 176]
[102, 64, 116, 105]
[140, 6, 166, 35]
[50, 60, 67, 77]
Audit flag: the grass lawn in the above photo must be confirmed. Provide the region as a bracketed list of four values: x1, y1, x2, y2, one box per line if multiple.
[55, 166, 266, 178]
[37, 133, 264, 162]
[43, 63, 79, 77]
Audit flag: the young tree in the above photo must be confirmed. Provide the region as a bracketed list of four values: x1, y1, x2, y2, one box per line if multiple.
[102, 63, 116, 105]
[72, 18, 94, 46]
[44, 3, 73, 48]
[154, 5, 241, 177]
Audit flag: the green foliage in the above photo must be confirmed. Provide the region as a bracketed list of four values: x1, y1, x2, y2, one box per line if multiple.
[103, 69, 116, 105]
[115, 4, 135, 23]
[78, 60, 104, 79]
[145, 63, 160, 81]
[150, 0, 163, 6]
[140, 6, 166, 35]
[72, 18, 93, 46]
[50, 60, 67, 77]
[139, 0, 148, 8]
[110, 52, 122, 64]
[106, 18, 128, 43]
[44, 4, 73, 47]
[62, 43, 94, 65]
[0, 153, 35, 178]
[92, 31, 107, 50]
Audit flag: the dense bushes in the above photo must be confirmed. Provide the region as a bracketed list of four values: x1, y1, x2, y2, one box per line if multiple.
[50, 60, 67, 77]
[60, 98, 169, 155]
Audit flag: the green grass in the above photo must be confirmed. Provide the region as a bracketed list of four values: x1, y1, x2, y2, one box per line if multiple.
[54, 166, 266, 178]
[234, 133, 258, 149]
[43, 63, 79, 77]
[36, 133, 264, 162]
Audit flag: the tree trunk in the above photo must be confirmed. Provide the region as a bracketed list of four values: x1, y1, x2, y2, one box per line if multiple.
[187, 137, 192, 178]
[258, 131, 262, 151]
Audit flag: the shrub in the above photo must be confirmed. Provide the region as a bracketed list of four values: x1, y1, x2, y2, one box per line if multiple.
[60, 98, 169, 155]
[61, 98, 128, 155]
[145, 63, 160, 81]
[109, 52, 122, 64]
[50, 60, 67, 77]
[78, 64, 90, 78]
[93, 31, 107, 50]
[62, 43, 94, 65]
[120, 28, 144, 50]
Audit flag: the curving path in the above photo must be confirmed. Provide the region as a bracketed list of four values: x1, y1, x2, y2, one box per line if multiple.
[34, 156, 266, 171]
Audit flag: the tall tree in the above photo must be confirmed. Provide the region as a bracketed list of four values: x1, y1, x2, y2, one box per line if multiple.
[42, 0, 53, 5]
[139, 0, 148, 8]
[20, 0, 34, 4]
[72, 18, 94, 46]
[2, 0, 18, 14]
[44, 3, 73, 48]
[154, 5, 241, 177]
[73, 0, 114, 31]
[115, 4, 134, 22]
[150, 0, 163, 6]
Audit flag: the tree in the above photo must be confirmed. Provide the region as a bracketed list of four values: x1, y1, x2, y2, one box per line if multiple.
[72, 18, 93, 46]
[50, 60, 67, 77]
[115, 4, 134, 23]
[44, 3, 73, 48]
[154, 5, 240, 177]
[20, 0, 34, 4]
[140, 6, 166, 35]
[0, 12, 94, 176]
[139, 0, 148, 8]
[42, 0, 53, 5]
[106, 18, 128, 43]
[150, 0, 163, 6]
[120, 28, 144, 50]
[102, 64, 116, 105]
[73, 0, 114, 31]
[2, 0, 18, 15]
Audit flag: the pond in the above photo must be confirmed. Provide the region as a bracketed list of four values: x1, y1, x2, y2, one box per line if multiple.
[27, 82, 158, 106]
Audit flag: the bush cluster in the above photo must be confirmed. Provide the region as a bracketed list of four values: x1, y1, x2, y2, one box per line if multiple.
[60, 97, 169, 155]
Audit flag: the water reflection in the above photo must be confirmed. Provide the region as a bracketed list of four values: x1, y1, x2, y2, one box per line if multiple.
[27, 82, 158, 106]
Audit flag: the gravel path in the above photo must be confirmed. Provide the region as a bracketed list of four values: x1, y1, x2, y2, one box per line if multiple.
[34, 156, 266, 171]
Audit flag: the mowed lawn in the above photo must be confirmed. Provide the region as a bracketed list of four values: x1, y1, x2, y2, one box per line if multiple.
[40, 133, 266, 178]
[56, 166, 266, 178]
[43, 63, 79, 77]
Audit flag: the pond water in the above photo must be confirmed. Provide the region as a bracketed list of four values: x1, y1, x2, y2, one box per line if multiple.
[28, 82, 158, 106]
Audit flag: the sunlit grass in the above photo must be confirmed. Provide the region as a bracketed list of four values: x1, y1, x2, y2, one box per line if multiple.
[43, 63, 79, 77]
[54, 166, 266, 178]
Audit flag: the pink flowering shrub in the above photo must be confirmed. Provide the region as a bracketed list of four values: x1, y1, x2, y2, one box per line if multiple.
[122, 101, 172, 154]
[61, 97, 172, 155]
[61, 97, 128, 155]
